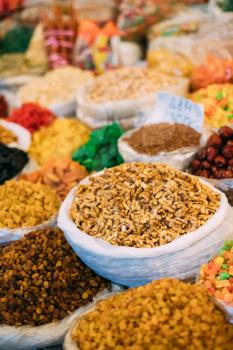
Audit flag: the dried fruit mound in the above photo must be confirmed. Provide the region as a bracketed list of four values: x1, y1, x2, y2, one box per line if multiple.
[198, 241, 233, 306]
[72, 279, 233, 350]
[7, 103, 56, 133]
[191, 126, 233, 179]
[125, 123, 201, 155]
[0, 180, 60, 229]
[0, 228, 108, 326]
[21, 157, 88, 200]
[71, 163, 220, 248]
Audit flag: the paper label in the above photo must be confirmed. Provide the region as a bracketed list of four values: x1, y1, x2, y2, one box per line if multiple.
[142, 92, 204, 132]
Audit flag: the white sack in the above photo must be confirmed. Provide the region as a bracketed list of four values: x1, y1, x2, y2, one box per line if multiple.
[118, 128, 207, 170]
[58, 174, 233, 287]
[76, 79, 189, 128]
[0, 120, 31, 151]
[0, 286, 121, 350]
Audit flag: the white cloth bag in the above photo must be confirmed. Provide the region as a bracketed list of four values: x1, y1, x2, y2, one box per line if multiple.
[0, 120, 31, 151]
[58, 173, 233, 287]
[76, 78, 189, 128]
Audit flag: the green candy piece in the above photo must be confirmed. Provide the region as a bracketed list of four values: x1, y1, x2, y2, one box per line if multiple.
[219, 240, 233, 255]
[222, 264, 229, 270]
[72, 122, 124, 172]
[218, 272, 230, 280]
[215, 91, 224, 100]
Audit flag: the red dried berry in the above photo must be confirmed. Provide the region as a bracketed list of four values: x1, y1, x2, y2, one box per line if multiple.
[206, 146, 218, 162]
[214, 155, 227, 168]
[222, 146, 233, 159]
[206, 133, 222, 148]
[211, 165, 218, 177]
[202, 161, 211, 169]
[196, 148, 207, 160]
[191, 159, 201, 170]
[222, 170, 233, 179]
[198, 169, 210, 178]
[214, 169, 224, 179]
[226, 140, 233, 147]
[219, 126, 233, 140]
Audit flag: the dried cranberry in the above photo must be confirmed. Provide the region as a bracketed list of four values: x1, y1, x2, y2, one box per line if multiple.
[202, 161, 211, 169]
[219, 126, 233, 140]
[222, 146, 233, 159]
[196, 148, 207, 160]
[191, 159, 201, 170]
[206, 146, 218, 162]
[206, 133, 222, 148]
[214, 155, 227, 168]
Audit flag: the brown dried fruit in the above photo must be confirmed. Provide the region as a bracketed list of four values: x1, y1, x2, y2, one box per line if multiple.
[219, 126, 233, 140]
[222, 146, 233, 159]
[207, 133, 222, 148]
[206, 146, 218, 162]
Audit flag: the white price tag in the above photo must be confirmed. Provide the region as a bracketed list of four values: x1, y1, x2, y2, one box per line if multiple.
[143, 92, 204, 132]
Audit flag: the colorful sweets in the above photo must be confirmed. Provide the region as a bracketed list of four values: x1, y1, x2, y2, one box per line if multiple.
[198, 241, 233, 306]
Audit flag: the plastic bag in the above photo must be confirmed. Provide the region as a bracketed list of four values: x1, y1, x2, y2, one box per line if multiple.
[0, 119, 31, 151]
[58, 174, 233, 287]
[76, 77, 189, 129]
[0, 286, 121, 350]
[118, 128, 206, 170]
[117, 0, 175, 36]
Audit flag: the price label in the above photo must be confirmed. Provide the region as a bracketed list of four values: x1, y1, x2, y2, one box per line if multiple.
[143, 92, 204, 132]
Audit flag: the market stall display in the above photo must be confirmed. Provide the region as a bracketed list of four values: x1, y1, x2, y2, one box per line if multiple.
[18, 66, 94, 115]
[21, 157, 88, 200]
[72, 123, 124, 172]
[29, 119, 90, 166]
[7, 103, 56, 133]
[0, 227, 109, 349]
[0, 1, 233, 348]
[65, 278, 233, 350]
[0, 143, 29, 184]
[198, 240, 233, 322]
[190, 125, 233, 179]
[191, 84, 233, 128]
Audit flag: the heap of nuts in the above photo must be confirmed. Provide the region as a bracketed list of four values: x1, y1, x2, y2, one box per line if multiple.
[71, 163, 220, 248]
[0, 124, 17, 144]
[29, 119, 90, 165]
[191, 126, 233, 179]
[71, 279, 233, 350]
[0, 180, 60, 229]
[21, 157, 88, 199]
[0, 228, 108, 326]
